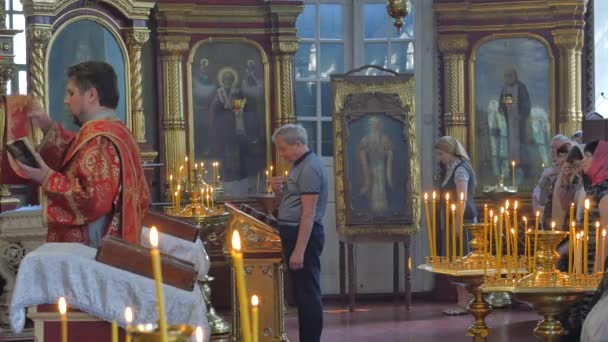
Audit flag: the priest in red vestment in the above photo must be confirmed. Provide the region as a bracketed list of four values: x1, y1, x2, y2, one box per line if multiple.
[14, 61, 149, 247]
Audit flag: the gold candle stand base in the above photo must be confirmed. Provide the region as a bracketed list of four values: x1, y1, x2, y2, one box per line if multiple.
[450, 274, 492, 342]
[514, 291, 586, 342]
[128, 324, 195, 342]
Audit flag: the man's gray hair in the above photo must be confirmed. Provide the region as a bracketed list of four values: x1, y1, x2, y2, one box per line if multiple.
[551, 134, 570, 144]
[272, 124, 308, 146]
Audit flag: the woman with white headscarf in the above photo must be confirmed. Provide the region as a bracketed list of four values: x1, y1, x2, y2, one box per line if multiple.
[434, 136, 478, 315]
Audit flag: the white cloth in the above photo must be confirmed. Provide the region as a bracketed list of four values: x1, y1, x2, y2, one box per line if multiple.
[9, 243, 209, 341]
[140, 226, 210, 281]
[582, 294, 608, 342]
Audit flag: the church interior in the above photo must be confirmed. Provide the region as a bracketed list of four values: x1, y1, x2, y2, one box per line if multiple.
[1, 0, 607, 341]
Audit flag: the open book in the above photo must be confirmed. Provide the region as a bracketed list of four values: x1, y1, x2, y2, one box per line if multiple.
[6, 137, 39, 168]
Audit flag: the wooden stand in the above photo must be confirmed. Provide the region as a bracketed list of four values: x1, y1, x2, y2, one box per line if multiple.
[339, 236, 412, 311]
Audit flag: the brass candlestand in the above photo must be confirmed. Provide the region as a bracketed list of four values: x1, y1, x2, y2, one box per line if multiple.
[128, 324, 195, 342]
[420, 223, 509, 342]
[482, 231, 600, 342]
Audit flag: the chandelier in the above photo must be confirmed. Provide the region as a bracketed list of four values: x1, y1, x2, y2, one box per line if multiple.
[386, 0, 411, 32]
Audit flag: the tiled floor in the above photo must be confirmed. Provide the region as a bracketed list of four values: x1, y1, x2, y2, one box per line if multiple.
[284, 299, 541, 342]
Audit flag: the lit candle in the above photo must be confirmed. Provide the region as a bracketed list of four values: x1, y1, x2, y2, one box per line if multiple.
[112, 321, 118, 342]
[231, 231, 252, 342]
[533, 211, 539, 270]
[270, 165, 274, 177]
[513, 201, 518, 258]
[195, 326, 204, 342]
[596, 221, 601, 273]
[511, 160, 516, 188]
[496, 213, 502, 274]
[584, 199, 590, 274]
[510, 228, 515, 277]
[177, 185, 181, 210]
[483, 213, 488, 275]
[443, 192, 447, 257]
[169, 174, 174, 209]
[206, 195, 210, 211]
[58, 297, 67, 342]
[570, 202, 575, 226]
[149, 227, 168, 342]
[551, 221, 556, 232]
[125, 307, 133, 342]
[575, 232, 581, 274]
[525, 227, 531, 273]
[423, 193, 433, 257]
[451, 204, 457, 259]
[251, 295, 259, 342]
[570, 221, 575, 274]
[265, 170, 270, 193]
[602, 229, 606, 272]
[489, 210, 494, 255]
[459, 192, 464, 258]
[284, 170, 288, 177]
[484, 204, 488, 248]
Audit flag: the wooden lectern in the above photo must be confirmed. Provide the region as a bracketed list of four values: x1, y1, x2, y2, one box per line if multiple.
[224, 203, 286, 342]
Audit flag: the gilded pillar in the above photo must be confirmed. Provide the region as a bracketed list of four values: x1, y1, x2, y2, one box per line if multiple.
[438, 34, 468, 147]
[126, 28, 150, 144]
[553, 29, 583, 137]
[26, 24, 51, 144]
[159, 36, 190, 190]
[271, 38, 299, 172]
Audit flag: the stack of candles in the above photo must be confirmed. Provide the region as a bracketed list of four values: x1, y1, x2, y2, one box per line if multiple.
[231, 230, 261, 342]
[421, 191, 471, 259]
[169, 157, 221, 210]
[257, 165, 286, 194]
[56, 227, 205, 342]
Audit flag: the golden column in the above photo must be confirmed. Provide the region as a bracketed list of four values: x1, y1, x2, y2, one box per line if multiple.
[553, 29, 584, 137]
[26, 24, 51, 143]
[271, 37, 299, 173]
[126, 28, 150, 144]
[159, 36, 190, 193]
[438, 34, 468, 147]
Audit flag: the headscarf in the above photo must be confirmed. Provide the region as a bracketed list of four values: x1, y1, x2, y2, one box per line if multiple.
[587, 140, 608, 186]
[434, 136, 470, 162]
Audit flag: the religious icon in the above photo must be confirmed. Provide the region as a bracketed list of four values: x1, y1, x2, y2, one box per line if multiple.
[189, 42, 268, 198]
[473, 38, 552, 191]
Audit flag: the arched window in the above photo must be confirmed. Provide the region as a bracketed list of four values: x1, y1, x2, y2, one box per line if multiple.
[6, 0, 27, 94]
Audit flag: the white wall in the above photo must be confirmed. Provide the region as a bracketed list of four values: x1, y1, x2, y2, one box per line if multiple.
[318, 0, 438, 295]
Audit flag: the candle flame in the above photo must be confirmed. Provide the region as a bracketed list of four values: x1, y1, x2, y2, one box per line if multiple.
[444, 192, 448, 201]
[460, 192, 464, 201]
[500, 207, 504, 214]
[150, 226, 159, 248]
[511, 228, 514, 235]
[523, 216, 527, 222]
[177, 184, 181, 191]
[512, 160, 515, 166]
[251, 295, 259, 306]
[571, 202, 575, 208]
[581, 231, 585, 238]
[125, 307, 133, 324]
[284, 171, 288, 176]
[185, 156, 188, 163]
[536, 211, 540, 217]
[505, 200, 510, 209]
[551, 222, 556, 231]
[572, 221, 576, 228]
[603, 229, 606, 238]
[585, 199, 590, 209]
[597, 221, 601, 229]
[484, 204, 487, 208]
[58, 297, 67, 315]
[424, 192, 428, 201]
[489, 209, 494, 217]
[514, 200, 518, 210]
[432, 191, 437, 200]
[451, 204, 456, 211]
[494, 216, 498, 223]
[179, 165, 184, 172]
[195, 326, 204, 342]
[232, 230, 242, 251]
[170, 174, 173, 181]
[174, 191, 178, 197]
[527, 228, 531, 233]
[577, 232, 581, 239]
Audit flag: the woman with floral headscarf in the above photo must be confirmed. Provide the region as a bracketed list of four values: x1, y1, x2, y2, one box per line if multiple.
[434, 136, 478, 315]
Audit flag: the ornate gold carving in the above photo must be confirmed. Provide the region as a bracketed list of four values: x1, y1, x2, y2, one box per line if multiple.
[27, 24, 52, 143]
[553, 29, 583, 137]
[332, 78, 420, 238]
[22, 0, 154, 20]
[438, 35, 468, 145]
[159, 36, 190, 186]
[126, 28, 150, 144]
[437, 35, 468, 54]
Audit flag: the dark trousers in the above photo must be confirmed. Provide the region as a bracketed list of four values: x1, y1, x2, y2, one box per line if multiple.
[279, 222, 325, 342]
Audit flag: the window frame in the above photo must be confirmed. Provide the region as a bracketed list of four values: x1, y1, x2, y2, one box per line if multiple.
[5, 0, 27, 94]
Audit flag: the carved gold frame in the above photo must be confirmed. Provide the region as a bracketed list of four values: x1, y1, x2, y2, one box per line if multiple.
[468, 33, 556, 178]
[186, 37, 272, 168]
[44, 12, 132, 129]
[332, 75, 420, 240]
